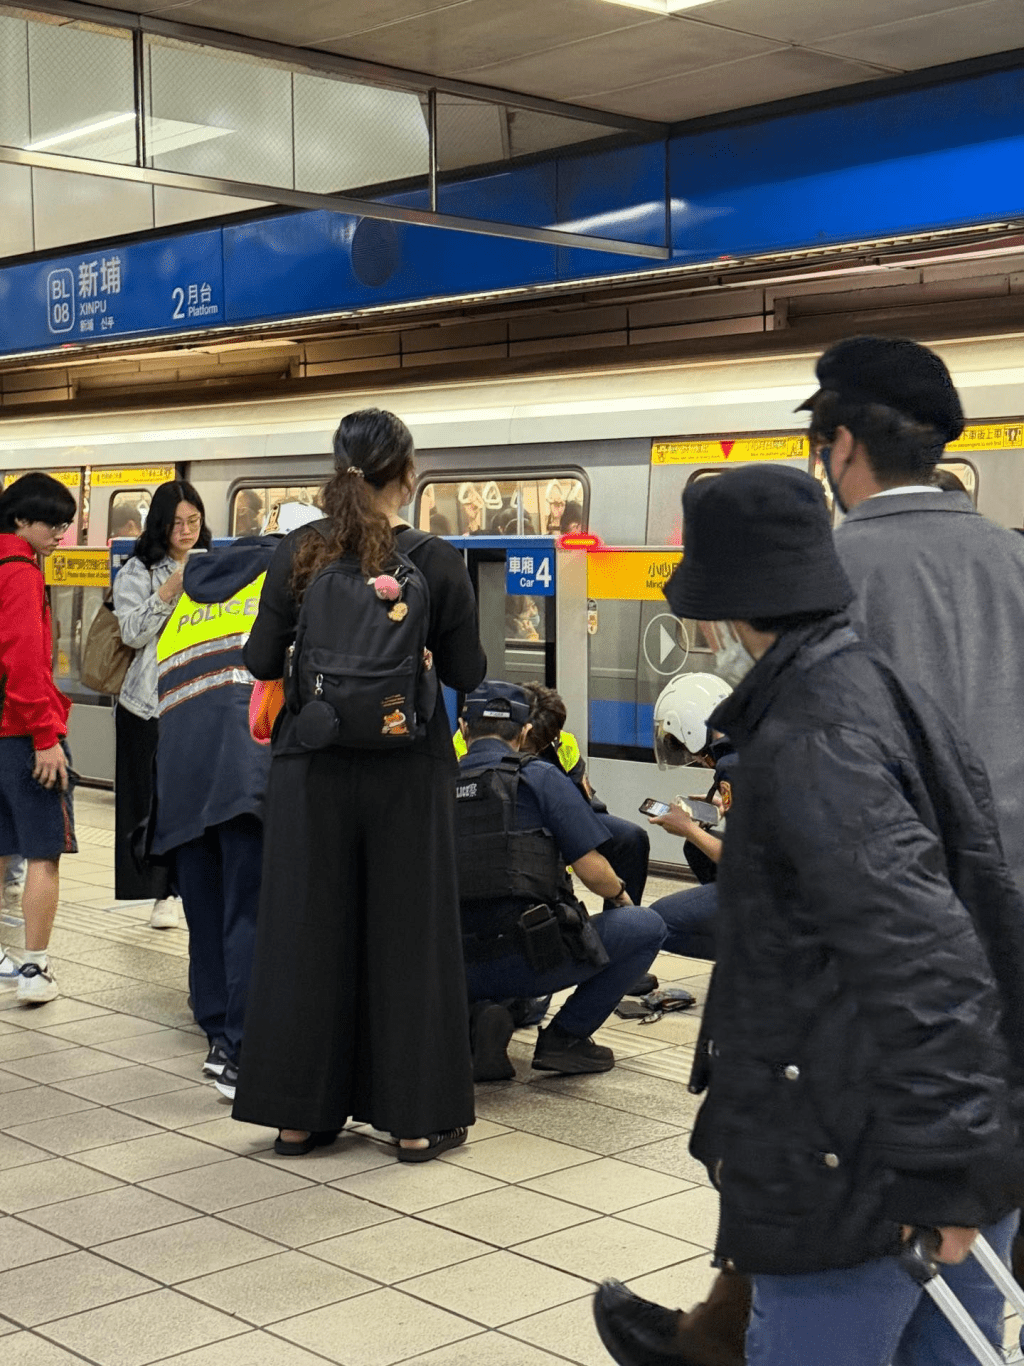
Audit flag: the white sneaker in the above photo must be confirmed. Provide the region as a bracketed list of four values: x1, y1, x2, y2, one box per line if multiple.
[16, 961, 59, 1005]
[0, 952, 20, 988]
[3, 883, 23, 912]
[150, 897, 182, 929]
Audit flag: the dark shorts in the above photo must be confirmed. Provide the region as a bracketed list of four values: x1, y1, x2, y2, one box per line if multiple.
[0, 737, 77, 861]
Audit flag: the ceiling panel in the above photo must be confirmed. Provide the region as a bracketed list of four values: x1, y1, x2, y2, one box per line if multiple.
[150, 0, 475, 47]
[687, 0, 973, 45]
[454, 15, 784, 99]
[816, 0, 1024, 70]
[318, 0, 652, 72]
[590, 45, 893, 121]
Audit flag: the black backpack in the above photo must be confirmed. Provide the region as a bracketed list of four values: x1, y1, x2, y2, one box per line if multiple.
[285, 524, 437, 749]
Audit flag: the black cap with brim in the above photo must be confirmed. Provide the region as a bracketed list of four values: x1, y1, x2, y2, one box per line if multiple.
[795, 336, 964, 445]
[663, 465, 854, 622]
[462, 679, 532, 726]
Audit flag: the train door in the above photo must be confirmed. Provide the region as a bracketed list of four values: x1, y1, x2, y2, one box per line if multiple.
[86, 463, 180, 548]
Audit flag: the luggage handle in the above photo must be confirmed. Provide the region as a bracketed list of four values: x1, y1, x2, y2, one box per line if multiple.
[900, 1228, 1024, 1365]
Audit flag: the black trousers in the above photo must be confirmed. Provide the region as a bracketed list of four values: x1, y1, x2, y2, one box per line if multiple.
[174, 815, 262, 1061]
[114, 703, 170, 901]
[597, 811, 650, 908]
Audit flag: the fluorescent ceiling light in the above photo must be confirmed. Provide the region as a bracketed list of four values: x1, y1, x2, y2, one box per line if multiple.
[597, 0, 717, 13]
[24, 112, 233, 160]
[26, 112, 135, 151]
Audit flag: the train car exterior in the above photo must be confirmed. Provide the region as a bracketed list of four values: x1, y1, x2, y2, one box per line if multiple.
[1, 334, 1021, 870]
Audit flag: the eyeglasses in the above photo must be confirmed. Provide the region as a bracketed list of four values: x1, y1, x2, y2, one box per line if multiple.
[48, 522, 71, 535]
[173, 516, 202, 531]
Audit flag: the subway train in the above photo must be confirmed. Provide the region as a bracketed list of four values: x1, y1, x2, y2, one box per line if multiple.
[1, 330, 1021, 871]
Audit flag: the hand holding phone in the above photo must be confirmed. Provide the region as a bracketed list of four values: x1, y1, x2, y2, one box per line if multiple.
[638, 797, 672, 818]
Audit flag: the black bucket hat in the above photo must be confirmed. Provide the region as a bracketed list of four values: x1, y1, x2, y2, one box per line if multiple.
[663, 465, 854, 622]
[796, 336, 964, 445]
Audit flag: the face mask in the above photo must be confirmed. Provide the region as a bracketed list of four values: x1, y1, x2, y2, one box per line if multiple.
[819, 445, 848, 514]
[705, 622, 756, 687]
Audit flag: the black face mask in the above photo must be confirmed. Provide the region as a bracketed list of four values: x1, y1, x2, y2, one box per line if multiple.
[819, 444, 848, 514]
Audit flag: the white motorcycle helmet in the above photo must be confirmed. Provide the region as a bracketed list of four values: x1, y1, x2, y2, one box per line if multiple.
[653, 672, 732, 769]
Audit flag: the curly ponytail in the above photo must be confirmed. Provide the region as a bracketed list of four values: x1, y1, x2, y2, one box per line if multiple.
[291, 408, 414, 597]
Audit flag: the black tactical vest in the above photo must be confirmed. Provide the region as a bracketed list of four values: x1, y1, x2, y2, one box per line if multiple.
[454, 753, 571, 909]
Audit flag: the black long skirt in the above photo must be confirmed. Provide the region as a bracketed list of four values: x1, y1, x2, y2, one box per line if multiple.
[114, 704, 170, 901]
[233, 745, 475, 1140]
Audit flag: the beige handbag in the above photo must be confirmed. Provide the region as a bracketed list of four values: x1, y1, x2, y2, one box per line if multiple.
[81, 600, 133, 695]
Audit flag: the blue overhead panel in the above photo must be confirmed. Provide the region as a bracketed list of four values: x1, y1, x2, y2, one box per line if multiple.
[1, 64, 1023, 358]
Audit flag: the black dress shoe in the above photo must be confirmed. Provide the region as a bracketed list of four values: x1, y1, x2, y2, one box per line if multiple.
[593, 1275, 748, 1366]
[533, 1022, 614, 1074]
[594, 1280, 693, 1365]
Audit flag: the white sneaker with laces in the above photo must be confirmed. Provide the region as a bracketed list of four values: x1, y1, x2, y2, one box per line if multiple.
[150, 897, 182, 929]
[0, 952, 20, 988]
[16, 961, 58, 1005]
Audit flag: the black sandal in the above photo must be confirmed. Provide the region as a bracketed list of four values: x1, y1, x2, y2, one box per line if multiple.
[274, 1130, 339, 1157]
[396, 1128, 468, 1163]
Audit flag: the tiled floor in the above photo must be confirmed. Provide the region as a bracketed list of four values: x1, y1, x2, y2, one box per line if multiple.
[4, 792, 1019, 1365]
[0, 789, 719, 1366]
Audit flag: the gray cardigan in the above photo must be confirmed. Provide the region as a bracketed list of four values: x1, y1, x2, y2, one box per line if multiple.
[111, 555, 178, 720]
[836, 489, 1024, 892]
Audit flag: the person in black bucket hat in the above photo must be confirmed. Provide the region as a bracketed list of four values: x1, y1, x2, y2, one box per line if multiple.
[594, 461, 1024, 1366]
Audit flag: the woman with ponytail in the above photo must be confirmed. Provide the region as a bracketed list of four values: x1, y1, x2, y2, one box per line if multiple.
[234, 408, 486, 1160]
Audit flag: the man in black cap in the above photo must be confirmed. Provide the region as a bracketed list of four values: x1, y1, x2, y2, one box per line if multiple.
[802, 335, 1024, 900]
[594, 466, 1024, 1366]
[455, 679, 666, 1081]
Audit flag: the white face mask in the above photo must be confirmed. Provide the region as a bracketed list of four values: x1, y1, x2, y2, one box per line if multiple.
[703, 622, 756, 687]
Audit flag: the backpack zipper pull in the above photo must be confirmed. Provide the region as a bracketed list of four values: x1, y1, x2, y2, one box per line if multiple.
[314, 673, 324, 697]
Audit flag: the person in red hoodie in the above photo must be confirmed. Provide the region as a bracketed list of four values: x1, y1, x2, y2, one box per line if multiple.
[0, 473, 78, 1005]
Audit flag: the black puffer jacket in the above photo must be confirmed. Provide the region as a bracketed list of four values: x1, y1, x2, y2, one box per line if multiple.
[689, 616, 1024, 1276]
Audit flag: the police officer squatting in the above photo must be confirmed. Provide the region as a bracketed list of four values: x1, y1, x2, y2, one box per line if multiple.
[455, 679, 667, 1083]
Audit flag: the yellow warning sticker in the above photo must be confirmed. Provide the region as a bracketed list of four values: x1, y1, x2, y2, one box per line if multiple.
[652, 436, 808, 465]
[44, 548, 110, 588]
[946, 424, 1024, 452]
[587, 549, 683, 601]
[5, 469, 81, 489]
[91, 466, 176, 487]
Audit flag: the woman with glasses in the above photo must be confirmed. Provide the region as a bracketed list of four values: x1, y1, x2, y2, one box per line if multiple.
[112, 480, 211, 927]
[0, 473, 79, 1003]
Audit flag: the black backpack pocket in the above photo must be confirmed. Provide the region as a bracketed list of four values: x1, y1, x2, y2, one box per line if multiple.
[298, 647, 421, 748]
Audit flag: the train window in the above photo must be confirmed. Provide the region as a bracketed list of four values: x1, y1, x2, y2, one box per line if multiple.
[933, 460, 977, 501]
[417, 476, 585, 536]
[229, 484, 322, 535]
[108, 491, 150, 541]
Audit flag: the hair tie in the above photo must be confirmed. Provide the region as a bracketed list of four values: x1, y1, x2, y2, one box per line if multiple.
[344, 466, 364, 479]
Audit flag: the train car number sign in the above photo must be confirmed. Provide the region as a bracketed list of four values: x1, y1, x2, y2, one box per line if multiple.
[506, 550, 555, 597]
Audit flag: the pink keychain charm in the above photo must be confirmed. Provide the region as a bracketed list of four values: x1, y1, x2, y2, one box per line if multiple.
[372, 574, 400, 601]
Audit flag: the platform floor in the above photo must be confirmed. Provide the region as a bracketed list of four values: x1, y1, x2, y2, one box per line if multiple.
[0, 789, 723, 1366]
[2, 791, 1019, 1365]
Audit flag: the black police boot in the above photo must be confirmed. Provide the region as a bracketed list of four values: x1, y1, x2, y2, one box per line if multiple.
[470, 1002, 516, 1082]
[532, 1021, 614, 1074]
[593, 1273, 750, 1366]
[624, 973, 658, 996]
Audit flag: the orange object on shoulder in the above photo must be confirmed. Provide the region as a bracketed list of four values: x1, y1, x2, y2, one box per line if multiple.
[249, 678, 285, 744]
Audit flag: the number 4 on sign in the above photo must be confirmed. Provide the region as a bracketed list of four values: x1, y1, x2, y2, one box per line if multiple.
[535, 557, 552, 588]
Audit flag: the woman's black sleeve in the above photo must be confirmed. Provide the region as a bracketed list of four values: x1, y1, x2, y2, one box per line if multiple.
[421, 539, 487, 693]
[243, 535, 299, 680]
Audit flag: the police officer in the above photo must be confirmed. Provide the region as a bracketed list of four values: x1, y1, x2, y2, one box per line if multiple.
[456, 680, 666, 1081]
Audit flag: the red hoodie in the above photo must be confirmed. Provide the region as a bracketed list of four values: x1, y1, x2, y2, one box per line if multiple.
[0, 534, 71, 750]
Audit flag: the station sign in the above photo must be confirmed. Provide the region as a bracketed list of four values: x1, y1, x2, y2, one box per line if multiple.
[44, 548, 109, 588]
[0, 231, 225, 355]
[652, 436, 807, 465]
[506, 548, 555, 597]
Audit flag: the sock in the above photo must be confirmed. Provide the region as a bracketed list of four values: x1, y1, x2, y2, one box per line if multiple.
[21, 949, 48, 968]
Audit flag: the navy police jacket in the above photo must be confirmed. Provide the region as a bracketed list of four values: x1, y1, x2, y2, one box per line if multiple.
[690, 615, 1024, 1276]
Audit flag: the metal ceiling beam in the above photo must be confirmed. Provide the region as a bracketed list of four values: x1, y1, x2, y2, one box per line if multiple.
[17, 0, 669, 136]
[0, 144, 672, 259]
